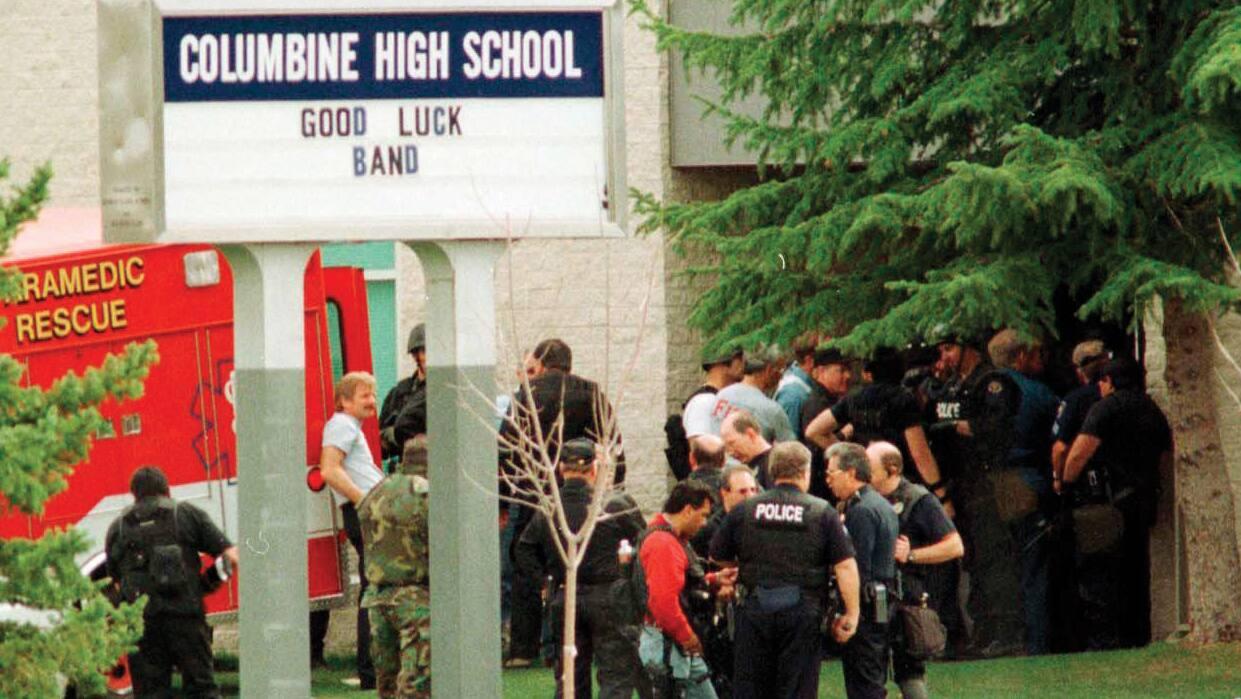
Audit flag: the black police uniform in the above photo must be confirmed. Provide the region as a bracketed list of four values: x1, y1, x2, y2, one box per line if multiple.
[516, 478, 649, 699]
[839, 485, 899, 699]
[830, 383, 925, 484]
[105, 496, 232, 698]
[1047, 381, 1103, 652]
[711, 483, 855, 699]
[744, 448, 771, 490]
[501, 369, 627, 661]
[379, 373, 427, 458]
[926, 363, 1025, 657]
[1052, 382, 1102, 448]
[1071, 388, 1171, 649]
[685, 465, 735, 696]
[885, 479, 957, 688]
[799, 384, 844, 500]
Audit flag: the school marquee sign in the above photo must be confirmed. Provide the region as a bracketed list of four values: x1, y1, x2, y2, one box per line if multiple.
[99, 0, 627, 243]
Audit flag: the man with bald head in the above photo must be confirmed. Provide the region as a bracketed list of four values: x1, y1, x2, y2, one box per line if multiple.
[720, 411, 774, 488]
[687, 434, 728, 493]
[868, 442, 963, 699]
[1051, 339, 1110, 487]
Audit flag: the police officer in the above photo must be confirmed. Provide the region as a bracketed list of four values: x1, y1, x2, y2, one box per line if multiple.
[379, 323, 427, 459]
[927, 332, 1025, 657]
[988, 329, 1059, 655]
[692, 462, 760, 697]
[501, 339, 628, 667]
[1050, 340, 1109, 486]
[359, 436, 432, 698]
[805, 349, 942, 490]
[799, 348, 853, 500]
[515, 438, 649, 699]
[106, 466, 239, 698]
[1063, 358, 1172, 649]
[826, 442, 899, 699]
[711, 441, 861, 699]
[1047, 340, 1108, 650]
[868, 442, 964, 699]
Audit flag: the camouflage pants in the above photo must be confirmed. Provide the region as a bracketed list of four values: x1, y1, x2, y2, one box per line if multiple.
[366, 587, 430, 698]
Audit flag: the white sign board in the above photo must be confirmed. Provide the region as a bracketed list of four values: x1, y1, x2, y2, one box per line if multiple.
[98, 0, 626, 243]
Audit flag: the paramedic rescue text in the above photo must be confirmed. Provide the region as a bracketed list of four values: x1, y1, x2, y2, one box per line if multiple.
[7, 257, 145, 344]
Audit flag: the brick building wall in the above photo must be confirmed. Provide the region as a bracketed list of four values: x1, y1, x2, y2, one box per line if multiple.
[0, 0, 99, 206]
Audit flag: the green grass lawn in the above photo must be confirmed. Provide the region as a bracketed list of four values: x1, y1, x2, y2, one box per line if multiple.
[209, 641, 1241, 697]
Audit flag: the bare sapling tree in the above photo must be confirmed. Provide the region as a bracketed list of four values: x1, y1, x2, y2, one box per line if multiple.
[458, 237, 659, 699]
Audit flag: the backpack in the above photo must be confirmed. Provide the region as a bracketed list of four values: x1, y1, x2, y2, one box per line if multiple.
[609, 523, 674, 627]
[115, 501, 197, 610]
[664, 386, 719, 481]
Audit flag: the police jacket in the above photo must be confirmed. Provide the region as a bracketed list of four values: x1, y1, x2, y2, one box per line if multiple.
[515, 478, 646, 586]
[799, 384, 843, 500]
[711, 483, 854, 598]
[379, 373, 427, 458]
[104, 496, 232, 618]
[927, 363, 1020, 477]
[499, 370, 627, 494]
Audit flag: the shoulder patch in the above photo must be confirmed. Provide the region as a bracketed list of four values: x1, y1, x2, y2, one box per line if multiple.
[988, 380, 1004, 394]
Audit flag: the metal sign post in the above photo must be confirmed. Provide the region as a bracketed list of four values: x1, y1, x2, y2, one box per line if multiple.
[412, 241, 503, 699]
[220, 244, 316, 698]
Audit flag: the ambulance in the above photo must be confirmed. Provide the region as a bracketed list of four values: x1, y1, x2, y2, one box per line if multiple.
[0, 209, 377, 694]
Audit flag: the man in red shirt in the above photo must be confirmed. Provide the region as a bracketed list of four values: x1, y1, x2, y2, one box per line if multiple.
[639, 481, 735, 698]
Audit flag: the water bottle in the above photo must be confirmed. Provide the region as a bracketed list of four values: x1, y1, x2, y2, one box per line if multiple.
[617, 539, 633, 566]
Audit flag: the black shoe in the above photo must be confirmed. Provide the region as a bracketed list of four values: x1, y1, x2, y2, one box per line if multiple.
[360, 677, 377, 690]
[310, 656, 328, 670]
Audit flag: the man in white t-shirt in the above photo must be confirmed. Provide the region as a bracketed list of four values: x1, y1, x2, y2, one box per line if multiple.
[320, 371, 383, 689]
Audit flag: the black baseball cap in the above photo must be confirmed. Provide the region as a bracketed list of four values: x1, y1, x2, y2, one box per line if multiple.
[560, 438, 597, 464]
[813, 348, 849, 367]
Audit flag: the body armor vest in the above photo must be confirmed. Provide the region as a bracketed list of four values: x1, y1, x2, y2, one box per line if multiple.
[737, 487, 830, 594]
[890, 479, 932, 533]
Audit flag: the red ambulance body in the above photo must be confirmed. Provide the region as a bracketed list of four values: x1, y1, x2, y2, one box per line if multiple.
[0, 214, 374, 664]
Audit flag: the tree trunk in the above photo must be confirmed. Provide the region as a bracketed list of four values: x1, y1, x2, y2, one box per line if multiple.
[1160, 298, 1241, 642]
[561, 560, 579, 699]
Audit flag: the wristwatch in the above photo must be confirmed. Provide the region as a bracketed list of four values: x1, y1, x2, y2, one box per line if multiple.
[908, 550, 918, 564]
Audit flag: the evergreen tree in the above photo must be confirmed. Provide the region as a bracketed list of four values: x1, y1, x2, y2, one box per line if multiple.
[633, 1, 1241, 641]
[634, 0, 1241, 353]
[0, 160, 159, 696]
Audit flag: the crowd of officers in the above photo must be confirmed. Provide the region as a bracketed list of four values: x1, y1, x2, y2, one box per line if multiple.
[99, 322, 1169, 698]
[502, 329, 1172, 699]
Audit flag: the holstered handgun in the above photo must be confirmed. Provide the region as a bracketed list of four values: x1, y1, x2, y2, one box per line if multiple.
[820, 576, 843, 637]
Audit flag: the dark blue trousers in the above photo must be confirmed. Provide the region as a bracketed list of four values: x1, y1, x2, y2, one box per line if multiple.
[732, 598, 822, 699]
